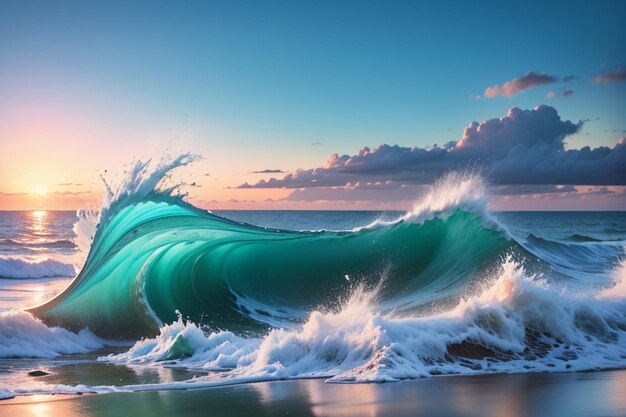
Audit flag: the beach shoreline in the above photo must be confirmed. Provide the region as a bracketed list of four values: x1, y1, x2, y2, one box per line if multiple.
[2, 368, 626, 417]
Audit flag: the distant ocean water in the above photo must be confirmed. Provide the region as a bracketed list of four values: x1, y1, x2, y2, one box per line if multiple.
[0, 211, 78, 278]
[2, 209, 625, 281]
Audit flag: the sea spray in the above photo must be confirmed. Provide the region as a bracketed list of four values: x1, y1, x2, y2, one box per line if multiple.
[357, 171, 497, 231]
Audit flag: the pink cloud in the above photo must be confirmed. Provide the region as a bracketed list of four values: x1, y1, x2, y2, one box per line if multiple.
[484, 71, 557, 98]
[593, 68, 626, 84]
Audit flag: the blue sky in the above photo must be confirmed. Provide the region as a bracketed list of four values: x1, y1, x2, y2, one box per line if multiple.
[0, 0, 625, 209]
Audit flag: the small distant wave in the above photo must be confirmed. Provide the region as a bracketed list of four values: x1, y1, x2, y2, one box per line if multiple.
[564, 234, 623, 243]
[0, 257, 75, 279]
[0, 238, 77, 250]
[566, 234, 603, 243]
[522, 233, 624, 283]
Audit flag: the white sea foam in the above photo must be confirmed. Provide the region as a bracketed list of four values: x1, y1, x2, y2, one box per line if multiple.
[0, 310, 106, 358]
[70, 153, 201, 261]
[0, 256, 75, 279]
[0, 388, 14, 400]
[73, 208, 100, 259]
[357, 171, 501, 232]
[600, 257, 626, 298]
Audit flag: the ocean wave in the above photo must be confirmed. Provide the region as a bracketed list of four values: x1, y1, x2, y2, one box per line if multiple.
[30, 158, 521, 338]
[98, 259, 626, 382]
[4, 258, 625, 399]
[0, 154, 623, 399]
[566, 233, 603, 243]
[521, 234, 624, 284]
[0, 257, 76, 279]
[355, 171, 496, 231]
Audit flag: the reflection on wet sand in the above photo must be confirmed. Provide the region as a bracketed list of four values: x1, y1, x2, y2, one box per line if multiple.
[1, 369, 626, 417]
[38, 362, 208, 387]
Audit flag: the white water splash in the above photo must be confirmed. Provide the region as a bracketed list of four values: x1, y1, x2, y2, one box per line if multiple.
[358, 171, 498, 231]
[0, 310, 106, 358]
[72, 153, 201, 263]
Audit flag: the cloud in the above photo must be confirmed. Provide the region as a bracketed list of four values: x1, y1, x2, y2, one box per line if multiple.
[50, 190, 92, 197]
[492, 184, 577, 195]
[278, 184, 626, 210]
[547, 90, 574, 98]
[455, 106, 581, 157]
[0, 191, 28, 196]
[251, 169, 285, 174]
[284, 185, 426, 203]
[484, 72, 558, 98]
[593, 68, 626, 84]
[57, 183, 84, 186]
[237, 106, 626, 190]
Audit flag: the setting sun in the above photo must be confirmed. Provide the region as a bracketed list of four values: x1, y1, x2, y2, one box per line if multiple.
[35, 186, 47, 196]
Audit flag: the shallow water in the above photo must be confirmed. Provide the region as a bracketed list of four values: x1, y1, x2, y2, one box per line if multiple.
[2, 370, 626, 417]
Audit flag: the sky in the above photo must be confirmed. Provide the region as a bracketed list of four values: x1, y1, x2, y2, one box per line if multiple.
[0, 0, 625, 211]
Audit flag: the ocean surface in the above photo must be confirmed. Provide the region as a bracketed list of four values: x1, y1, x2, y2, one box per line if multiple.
[0, 158, 625, 403]
[2, 209, 624, 312]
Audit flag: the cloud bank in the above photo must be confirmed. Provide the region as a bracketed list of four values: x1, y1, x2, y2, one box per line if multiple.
[237, 106, 625, 191]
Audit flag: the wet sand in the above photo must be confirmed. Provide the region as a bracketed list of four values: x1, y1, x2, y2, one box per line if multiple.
[2, 369, 626, 417]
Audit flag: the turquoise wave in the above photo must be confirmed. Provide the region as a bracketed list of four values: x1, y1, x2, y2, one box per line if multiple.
[30, 193, 513, 338]
[33, 156, 622, 341]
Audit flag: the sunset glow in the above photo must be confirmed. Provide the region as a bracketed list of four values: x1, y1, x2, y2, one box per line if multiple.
[0, 2, 624, 211]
